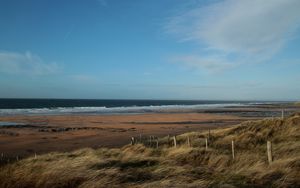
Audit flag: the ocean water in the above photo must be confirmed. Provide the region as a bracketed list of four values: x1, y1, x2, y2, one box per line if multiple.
[0, 122, 26, 126]
[0, 99, 272, 116]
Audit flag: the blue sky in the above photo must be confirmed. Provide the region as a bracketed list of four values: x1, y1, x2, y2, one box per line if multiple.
[0, 0, 300, 100]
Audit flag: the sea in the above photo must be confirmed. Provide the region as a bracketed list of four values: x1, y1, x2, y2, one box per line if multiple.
[0, 98, 281, 116]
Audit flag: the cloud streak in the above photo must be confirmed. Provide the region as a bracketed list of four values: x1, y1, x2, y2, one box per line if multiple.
[166, 0, 300, 71]
[0, 51, 61, 75]
[170, 55, 235, 73]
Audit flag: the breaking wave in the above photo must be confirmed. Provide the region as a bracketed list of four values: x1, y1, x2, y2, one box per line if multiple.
[0, 103, 247, 116]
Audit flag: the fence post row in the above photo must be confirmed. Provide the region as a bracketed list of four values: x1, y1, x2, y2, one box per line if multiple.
[128, 133, 276, 166]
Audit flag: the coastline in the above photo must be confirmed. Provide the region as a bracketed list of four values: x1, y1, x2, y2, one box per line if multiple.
[0, 102, 299, 158]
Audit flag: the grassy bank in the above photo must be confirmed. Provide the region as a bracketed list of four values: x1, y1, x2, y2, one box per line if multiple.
[0, 113, 299, 188]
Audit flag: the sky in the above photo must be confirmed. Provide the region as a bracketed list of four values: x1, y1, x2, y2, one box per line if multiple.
[0, 0, 300, 100]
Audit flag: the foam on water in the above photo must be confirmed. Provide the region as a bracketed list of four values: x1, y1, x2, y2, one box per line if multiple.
[0, 103, 247, 116]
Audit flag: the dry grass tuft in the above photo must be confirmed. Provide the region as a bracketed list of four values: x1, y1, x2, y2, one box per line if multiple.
[1, 114, 299, 188]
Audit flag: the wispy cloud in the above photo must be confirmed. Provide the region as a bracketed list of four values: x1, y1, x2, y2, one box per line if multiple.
[165, 0, 300, 71]
[170, 55, 235, 73]
[0, 51, 61, 75]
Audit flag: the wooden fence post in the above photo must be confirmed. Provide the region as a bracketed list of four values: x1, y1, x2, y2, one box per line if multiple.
[139, 134, 142, 143]
[34, 152, 37, 159]
[281, 110, 284, 120]
[173, 136, 177, 148]
[205, 138, 208, 150]
[187, 136, 191, 147]
[131, 137, 135, 145]
[150, 136, 154, 147]
[231, 140, 235, 160]
[152, 136, 154, 147]
[167, 134, 170, 146]
[267, 141, 273, 164]
[156, 139, 159, 149]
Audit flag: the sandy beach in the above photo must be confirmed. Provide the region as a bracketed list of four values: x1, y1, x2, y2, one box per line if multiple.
[0, 112, 246, 157]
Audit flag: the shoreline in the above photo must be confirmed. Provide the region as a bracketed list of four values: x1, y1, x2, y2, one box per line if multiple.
[0, 101, 294, 116]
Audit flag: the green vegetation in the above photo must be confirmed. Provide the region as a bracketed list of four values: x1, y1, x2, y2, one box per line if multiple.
[1, 113, 300, 188]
